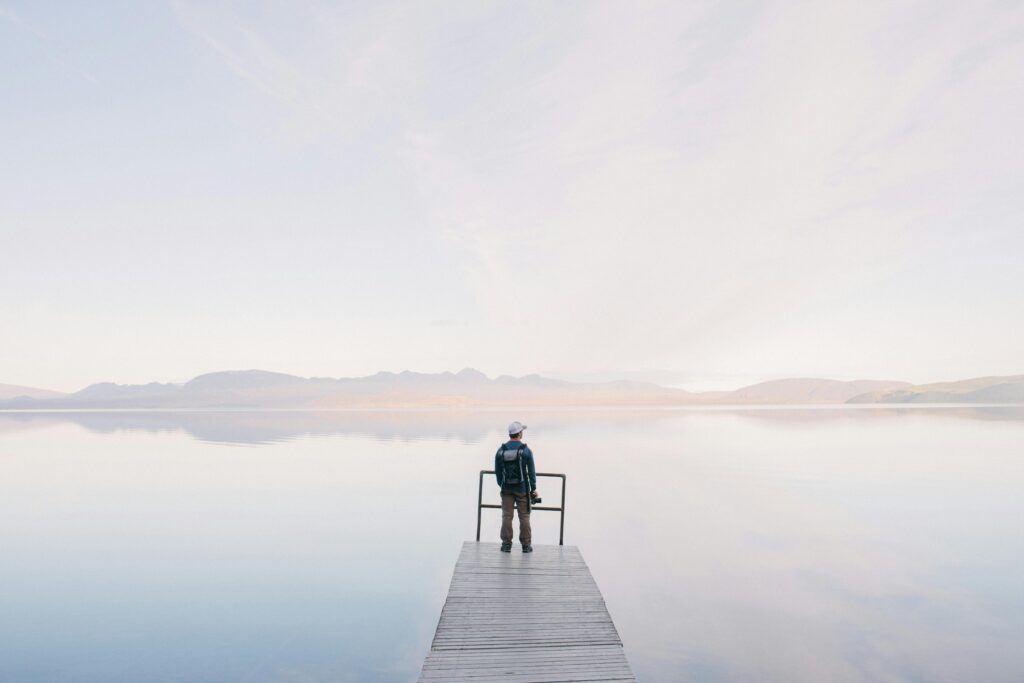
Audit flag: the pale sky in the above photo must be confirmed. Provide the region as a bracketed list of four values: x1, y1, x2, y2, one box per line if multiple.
[2, 1, 1022, 393]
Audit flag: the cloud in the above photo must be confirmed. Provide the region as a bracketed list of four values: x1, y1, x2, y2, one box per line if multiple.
[4, 1, 1021, 387]
[168, 0, 435, 145]
[395, 1, 1024, 377]
[165, 1, 1024, 379]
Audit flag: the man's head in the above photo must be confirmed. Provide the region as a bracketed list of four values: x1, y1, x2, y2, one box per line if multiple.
[507, 421, 527, 440]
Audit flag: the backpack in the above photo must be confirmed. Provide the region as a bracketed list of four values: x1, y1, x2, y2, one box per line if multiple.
[500, 442, 525, 486]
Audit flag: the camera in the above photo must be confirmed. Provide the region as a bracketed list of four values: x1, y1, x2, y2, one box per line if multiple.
[531, 493, 542, 505]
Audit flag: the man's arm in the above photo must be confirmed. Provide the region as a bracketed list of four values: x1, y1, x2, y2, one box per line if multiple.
[494, 450, 504, 488]
[526, 447, 537, 492]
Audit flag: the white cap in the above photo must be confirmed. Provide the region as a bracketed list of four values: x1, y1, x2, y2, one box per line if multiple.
[507, 421, 527, 435]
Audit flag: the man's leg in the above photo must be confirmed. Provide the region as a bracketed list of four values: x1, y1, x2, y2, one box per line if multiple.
[500, 491, 515, 544]
[515, 492, 532, 546]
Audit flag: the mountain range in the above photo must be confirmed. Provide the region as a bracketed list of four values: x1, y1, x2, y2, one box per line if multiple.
[1, 370, 1022, 409]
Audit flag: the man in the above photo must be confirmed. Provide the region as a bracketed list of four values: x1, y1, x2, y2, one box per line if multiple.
[494, 421, 538, 553]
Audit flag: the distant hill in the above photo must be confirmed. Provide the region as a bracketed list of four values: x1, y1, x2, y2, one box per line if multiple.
[727, 378, 911, 404]
[848, 375, 1024, 404]
[73, 381, 180, 402]
[0, 383, 67, 401]
[2, 370, 1022, 409]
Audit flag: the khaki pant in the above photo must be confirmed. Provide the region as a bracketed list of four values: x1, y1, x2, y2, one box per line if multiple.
[500, 490, 532, 545]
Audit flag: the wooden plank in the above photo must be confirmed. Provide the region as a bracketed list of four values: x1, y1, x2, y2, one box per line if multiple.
[417, 542, 636, 683]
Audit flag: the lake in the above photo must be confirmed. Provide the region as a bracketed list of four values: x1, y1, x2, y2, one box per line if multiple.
[2, 407, 1023, 682]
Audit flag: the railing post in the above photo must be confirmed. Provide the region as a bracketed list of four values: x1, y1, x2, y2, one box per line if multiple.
[559, 475, 566, 546]
[476, 470, 484, 542]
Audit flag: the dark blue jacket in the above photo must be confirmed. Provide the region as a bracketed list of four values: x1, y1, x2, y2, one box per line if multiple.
[494, 441, 536, 493]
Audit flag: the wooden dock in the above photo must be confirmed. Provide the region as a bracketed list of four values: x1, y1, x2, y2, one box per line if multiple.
[418, 541, 636, 683]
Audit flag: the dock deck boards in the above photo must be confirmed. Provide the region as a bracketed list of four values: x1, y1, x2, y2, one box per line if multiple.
[418, 541, 636, 682]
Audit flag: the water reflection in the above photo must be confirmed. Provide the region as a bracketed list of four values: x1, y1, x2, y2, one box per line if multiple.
[1, 405, 1023, 446]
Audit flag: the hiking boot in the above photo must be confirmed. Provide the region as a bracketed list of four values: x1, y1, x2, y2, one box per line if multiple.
[522, 544, 533, 553]
[500, 543, 512, 552]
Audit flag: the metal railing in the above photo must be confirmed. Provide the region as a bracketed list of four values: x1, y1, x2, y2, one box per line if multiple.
[476, 470, 567, 545]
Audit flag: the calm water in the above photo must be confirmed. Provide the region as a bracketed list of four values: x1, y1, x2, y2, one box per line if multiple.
[2, 407, 1023, 682]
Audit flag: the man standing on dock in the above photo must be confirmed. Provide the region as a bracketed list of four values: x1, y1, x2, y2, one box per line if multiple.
[495, 421, 538, 553]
